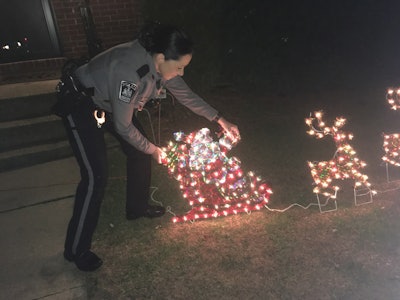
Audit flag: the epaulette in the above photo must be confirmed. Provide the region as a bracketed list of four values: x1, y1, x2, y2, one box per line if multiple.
[136, 64, 150, 79]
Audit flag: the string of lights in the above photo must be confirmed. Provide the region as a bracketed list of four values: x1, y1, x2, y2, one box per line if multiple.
[382, 88, 400, 167]
[5, 94, 400, 219]
[161, 127, 273, 223]
[305, 111, 376, 202]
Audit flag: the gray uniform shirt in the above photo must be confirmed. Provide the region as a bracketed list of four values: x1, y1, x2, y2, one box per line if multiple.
[75, 40, 218, 154]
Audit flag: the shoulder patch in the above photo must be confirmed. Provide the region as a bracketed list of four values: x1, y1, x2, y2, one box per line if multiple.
[119, 81, 137, 103]
[136, 64, 150, 79]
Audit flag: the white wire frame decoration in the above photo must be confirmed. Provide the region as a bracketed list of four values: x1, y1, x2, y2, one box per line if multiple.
[382, 88, 400, 182]
[305, 111, 375, 213]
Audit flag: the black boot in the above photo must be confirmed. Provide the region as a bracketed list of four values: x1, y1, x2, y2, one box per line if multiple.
[64, 250, 103, 272]
[126, 205, 166, 220]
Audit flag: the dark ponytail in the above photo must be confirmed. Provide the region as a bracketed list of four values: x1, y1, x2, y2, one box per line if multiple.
[138, 22, 193, 60]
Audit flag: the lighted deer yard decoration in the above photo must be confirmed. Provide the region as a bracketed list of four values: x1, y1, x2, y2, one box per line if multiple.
[382, 89, 400, 178]
[305, 111, 375, 212]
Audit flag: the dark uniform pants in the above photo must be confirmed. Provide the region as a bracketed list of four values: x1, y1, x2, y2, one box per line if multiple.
[63, 96, 151, 258]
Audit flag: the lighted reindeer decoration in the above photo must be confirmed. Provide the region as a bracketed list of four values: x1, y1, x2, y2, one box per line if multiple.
[382, 89, 400, 180]
[306, 111, 375, 212]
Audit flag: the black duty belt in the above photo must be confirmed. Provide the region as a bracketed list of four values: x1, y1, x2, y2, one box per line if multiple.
[68, 75, 94, 97]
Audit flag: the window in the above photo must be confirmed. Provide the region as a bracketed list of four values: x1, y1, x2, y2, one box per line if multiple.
[0, 0, 61, 63]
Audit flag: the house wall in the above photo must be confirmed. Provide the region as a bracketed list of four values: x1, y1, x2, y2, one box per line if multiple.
[52, 0, 142, 58]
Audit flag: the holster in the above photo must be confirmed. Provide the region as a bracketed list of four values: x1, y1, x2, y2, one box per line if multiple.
[52, 59, 93, 118]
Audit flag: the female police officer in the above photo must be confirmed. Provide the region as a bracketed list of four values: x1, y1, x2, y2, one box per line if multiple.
[57, 23, 240, 271]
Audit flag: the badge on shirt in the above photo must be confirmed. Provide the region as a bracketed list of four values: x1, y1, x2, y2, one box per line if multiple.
[119, 81, 137, 103]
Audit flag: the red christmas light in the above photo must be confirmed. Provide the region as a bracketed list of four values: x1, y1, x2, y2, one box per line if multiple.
[382, 133, 400, 166]
[162, 128, 273, 223]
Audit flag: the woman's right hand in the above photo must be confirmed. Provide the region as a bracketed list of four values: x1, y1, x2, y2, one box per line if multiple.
[151, 147, 166, 164]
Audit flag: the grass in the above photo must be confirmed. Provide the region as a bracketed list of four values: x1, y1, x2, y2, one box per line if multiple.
[84, 84, 400, 299]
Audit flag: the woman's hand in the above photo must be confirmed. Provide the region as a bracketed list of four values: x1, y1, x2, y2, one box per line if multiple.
[218, 117, 240, 140]
[151, 147, 166, 164]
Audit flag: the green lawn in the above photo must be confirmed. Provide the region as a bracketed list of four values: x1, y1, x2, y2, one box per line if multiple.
[86, 84, 400, 299]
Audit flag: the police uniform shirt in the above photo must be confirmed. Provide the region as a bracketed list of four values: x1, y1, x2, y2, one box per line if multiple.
[75, 40, 218, 154]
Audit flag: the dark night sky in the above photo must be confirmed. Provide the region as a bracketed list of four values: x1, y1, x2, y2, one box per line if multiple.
[259, 1, 397, 57]
[213, 0, 400, 87]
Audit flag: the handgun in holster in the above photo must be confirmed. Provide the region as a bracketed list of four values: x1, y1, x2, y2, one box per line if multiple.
[52, 59, 93, 118]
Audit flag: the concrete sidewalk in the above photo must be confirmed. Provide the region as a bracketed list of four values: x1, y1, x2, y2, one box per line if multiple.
[0, 157, 88, 300]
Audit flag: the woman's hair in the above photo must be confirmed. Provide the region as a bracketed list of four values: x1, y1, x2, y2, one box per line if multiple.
[138, 22, 193, 60]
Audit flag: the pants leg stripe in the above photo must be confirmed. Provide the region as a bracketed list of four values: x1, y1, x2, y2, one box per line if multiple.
[67, 115, 95, 255]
